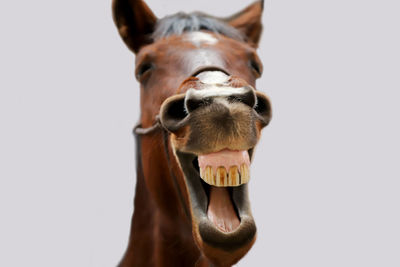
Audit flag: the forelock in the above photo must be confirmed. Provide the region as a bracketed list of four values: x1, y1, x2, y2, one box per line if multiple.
[152, 12, 244, 41]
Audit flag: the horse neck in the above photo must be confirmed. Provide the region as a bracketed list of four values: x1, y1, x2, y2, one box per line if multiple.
[119, 132, 202, 266]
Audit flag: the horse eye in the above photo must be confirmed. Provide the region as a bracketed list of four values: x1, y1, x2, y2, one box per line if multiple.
[250, 60, 262, 77]
[136, 62, 154, 80]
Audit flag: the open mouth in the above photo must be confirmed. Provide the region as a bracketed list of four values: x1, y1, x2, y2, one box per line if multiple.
[176, 148, 256, 251]
[196, 149, 251, 233]
[158, 76, 271, 256]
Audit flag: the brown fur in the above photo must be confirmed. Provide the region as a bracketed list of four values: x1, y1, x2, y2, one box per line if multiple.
[113, 1, 270, 266]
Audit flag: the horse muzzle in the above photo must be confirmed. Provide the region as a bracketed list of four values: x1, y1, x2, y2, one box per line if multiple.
[159, 72, 272, 266]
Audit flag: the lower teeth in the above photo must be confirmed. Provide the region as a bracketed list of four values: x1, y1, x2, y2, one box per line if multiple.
[200, 164, 250, 187]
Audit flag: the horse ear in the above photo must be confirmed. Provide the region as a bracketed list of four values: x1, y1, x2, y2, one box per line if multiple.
[112, 0, 157, 53]
[225, 0, 264, 47]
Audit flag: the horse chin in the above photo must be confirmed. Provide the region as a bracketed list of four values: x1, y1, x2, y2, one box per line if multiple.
[175, 150, 257, 266]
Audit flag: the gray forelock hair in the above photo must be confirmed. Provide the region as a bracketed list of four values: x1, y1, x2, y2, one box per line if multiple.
[152, 12, 244, 41]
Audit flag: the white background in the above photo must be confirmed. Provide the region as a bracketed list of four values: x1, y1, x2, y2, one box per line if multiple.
[1, 0, 399, 266]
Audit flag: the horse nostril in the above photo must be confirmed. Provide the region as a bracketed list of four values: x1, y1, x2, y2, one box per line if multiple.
[160, 94, 188, 132]
[254, 91, 272, 126]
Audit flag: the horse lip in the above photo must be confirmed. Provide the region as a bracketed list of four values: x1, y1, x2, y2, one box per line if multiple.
[198, 210, 256, 251]
[175, 150, 256, 251]
[190, 66, 231, 78]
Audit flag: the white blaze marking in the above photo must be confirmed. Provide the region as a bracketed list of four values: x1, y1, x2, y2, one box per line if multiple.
[197, 71, 229, 84]
[186, 86, 248, 99]
[184, 50, 225, 75]
[188, 50, 219, 69]
[186, 32, 218, 46]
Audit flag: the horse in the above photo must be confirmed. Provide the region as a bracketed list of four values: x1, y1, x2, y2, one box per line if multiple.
[112, 0, 272, 266]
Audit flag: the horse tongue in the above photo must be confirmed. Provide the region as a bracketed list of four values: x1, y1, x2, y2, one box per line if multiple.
[207, 187, 240, 232]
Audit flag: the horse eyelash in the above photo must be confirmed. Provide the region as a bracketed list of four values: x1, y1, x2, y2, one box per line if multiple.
[250, 60, 262, 76]
[136, 62, 154, 80]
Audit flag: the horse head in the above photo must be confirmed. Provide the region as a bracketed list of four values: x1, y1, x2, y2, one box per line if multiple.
[113, 1, 271, 266]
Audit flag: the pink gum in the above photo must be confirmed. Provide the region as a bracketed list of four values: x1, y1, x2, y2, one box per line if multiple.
[198, 149, 250, 173]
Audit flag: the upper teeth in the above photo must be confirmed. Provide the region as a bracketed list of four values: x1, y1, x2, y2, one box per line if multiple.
[200, 164, 250, 187]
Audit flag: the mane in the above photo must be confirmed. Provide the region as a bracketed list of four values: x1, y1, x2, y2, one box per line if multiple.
[153, 12, 244, 41]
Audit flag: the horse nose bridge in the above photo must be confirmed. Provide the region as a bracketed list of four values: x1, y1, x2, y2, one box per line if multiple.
[184, 85, 256, 113]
